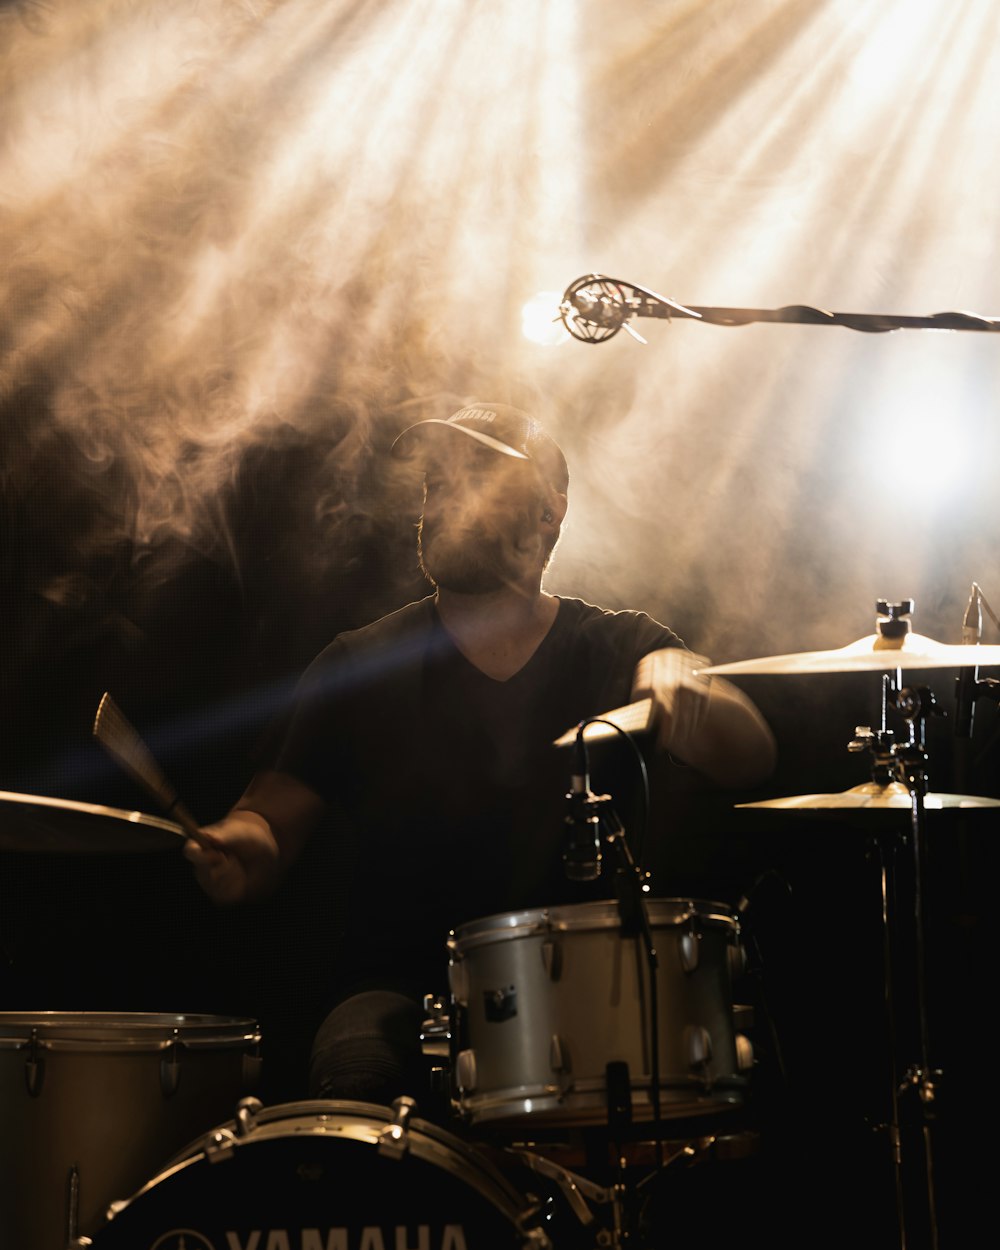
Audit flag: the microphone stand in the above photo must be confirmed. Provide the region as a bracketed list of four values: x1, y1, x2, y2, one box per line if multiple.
[558, 274, 1000, 345]
[574, 791, 664, 1179]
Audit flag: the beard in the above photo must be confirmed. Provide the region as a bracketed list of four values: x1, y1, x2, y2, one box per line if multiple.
[418, 515, 527, 593]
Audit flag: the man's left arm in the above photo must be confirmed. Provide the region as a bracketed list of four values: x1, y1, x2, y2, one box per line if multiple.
[632, 648, 777, 787]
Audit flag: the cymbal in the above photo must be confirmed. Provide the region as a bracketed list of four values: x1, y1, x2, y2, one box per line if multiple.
[0, 790, 186, 853]
[699, 633, 1000, 676]
[737, 782, 1000, 812]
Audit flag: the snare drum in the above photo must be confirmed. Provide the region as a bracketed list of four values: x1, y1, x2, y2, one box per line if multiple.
[0, 1011, 261, 1250]
[446, 899, 751, 1128]
[82, 1100, 555, 1249]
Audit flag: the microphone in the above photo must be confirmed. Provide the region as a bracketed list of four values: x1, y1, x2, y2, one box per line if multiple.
[563, 725, 602, 881]
[955, 583, 982, 739]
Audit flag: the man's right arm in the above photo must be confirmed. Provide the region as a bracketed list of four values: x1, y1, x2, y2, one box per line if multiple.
[183, 769, 327, 905]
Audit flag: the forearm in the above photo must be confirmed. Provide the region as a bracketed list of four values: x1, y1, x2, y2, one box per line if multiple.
[675, 678, 776, 788]
[199, 808, 283, 903]
[633, 647, 777, 788]
[232, 769, 324, 876]
[187, 770, 326, 906]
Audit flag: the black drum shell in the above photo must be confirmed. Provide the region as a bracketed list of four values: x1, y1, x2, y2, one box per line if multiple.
[85, 1100, 552, 1250]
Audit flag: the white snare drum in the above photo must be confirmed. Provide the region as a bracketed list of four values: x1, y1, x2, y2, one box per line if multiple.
[445, 899, 751, 1127]
[0, 1011, 261, 1250]
[82, 1100, 554, 1250]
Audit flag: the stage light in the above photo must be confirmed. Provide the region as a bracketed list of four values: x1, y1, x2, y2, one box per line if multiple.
[521, 291, 570, 346]
[861, 400, 970, 503]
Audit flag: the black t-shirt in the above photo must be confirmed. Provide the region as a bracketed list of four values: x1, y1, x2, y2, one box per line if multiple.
[276, 595, 681, 990]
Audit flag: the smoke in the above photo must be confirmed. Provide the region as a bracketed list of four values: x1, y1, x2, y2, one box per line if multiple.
[1, 3, 585, 577]
[3, 0, 1000, 761]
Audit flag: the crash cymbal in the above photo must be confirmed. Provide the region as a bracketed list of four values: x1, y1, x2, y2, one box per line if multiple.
[699, 633, 1000, 676]
[0, 790, 186, 853]
[737, 782, 1000, 812]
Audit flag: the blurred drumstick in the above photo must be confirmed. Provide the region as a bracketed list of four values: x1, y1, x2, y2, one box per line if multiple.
[93, 692, 218, 850]
[553, 697, 654, 747]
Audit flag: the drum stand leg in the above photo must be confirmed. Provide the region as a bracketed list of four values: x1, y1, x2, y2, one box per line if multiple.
[508, 1147, 613, 1243]
[866, 682, 943, 1250]
[510, 1140, 707, 1250]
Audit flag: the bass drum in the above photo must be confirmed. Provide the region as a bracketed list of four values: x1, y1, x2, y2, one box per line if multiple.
[82, 1100, 559, 1250]
[447, 898, 751, 1128]
[0, 1012, 261, 1250]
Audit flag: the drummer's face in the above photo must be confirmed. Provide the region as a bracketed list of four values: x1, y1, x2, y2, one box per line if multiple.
[418, 442, 546, 594]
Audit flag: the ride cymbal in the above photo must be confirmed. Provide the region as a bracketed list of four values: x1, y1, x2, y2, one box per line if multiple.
[698, 633, 1000, 677]
[737, 782, 1000, 812]
[0, 791, 186, 853]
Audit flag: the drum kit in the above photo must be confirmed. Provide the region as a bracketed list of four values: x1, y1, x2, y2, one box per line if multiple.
[0, 598, 995, 1250]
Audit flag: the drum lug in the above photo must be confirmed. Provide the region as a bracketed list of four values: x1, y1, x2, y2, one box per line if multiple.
[679, 930, 700, 973]
[203, 1096, 262, 1163]
[549, 1033, 568, 1074]
[456, 1047, 477, 1091]
[728, 941, 747, 981]
[686, 1025, 714, 1071]
[235, 1095, 263, 1138]
[24, 1028, 44, 1097]
[735, 1033, 755, 1072]
[204, 1126, 239, 1163]
[448, 958, 469, 1007]
[377, 1094, 417, 1159]
[159, 1032, 181, 1098]
[541, 938, 562, 980]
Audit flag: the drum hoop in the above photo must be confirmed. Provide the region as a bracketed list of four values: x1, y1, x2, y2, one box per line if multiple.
[449, 898, 738, 952]
[0, 1012, 261, 1051]
[458, 1073, 749, 1110]
[114, 1100, 541, 1230]
[250, 1100, 532, 1196]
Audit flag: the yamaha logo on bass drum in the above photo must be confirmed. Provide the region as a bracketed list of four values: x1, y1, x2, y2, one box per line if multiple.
[149, 1227, 471, 1250]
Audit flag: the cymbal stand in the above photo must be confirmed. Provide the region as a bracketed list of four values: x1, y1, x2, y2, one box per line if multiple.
[853, 676, 942, 1250]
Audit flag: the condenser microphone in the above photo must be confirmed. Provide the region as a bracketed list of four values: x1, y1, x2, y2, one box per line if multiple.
[563, 726, 602, 881]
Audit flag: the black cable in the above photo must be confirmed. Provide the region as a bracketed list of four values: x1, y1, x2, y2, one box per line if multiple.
[573, 715, 651, 871]
[573, 717, 662, 1169]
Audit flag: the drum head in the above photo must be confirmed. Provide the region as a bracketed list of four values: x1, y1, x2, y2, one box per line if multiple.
[89, 1101, 546, 1250]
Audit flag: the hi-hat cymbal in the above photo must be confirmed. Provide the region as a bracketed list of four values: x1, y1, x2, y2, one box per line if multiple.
[0, 790, 186, 853]
[699, 633, 1000, 676]
[737, 782, 1000, 812]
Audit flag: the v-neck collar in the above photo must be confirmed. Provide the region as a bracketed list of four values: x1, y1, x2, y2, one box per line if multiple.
[432, 597, 564, 685]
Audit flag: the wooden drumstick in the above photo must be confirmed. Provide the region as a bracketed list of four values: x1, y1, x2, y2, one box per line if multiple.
[92, 692, 218, 850]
